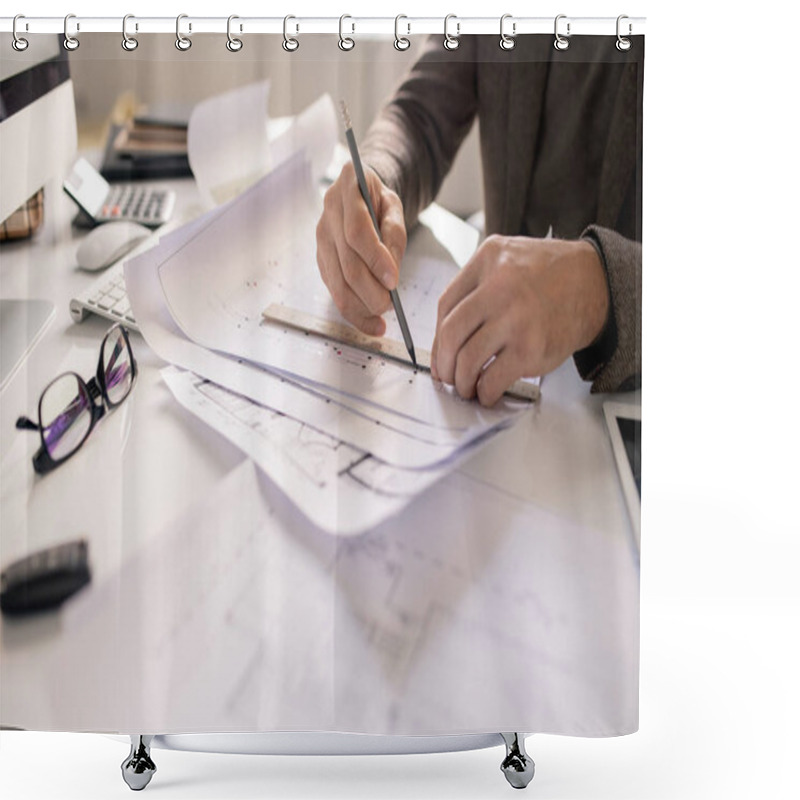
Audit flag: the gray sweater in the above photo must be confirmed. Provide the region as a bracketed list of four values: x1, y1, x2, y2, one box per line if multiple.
[363, 34, 643, 393]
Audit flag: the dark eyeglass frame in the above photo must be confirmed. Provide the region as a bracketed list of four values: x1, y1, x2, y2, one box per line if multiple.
[15, 324, 137, 475]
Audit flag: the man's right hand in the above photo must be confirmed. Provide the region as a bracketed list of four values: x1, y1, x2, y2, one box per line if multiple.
[316, 162, 407, 337]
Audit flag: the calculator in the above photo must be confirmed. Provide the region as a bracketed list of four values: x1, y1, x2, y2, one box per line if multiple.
[63, 157, 175, 228]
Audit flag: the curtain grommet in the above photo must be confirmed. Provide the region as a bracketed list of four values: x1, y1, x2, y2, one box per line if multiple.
[338, 14, 355, 51]
[63, 13, 80, 51]
[121, 14, 138, 51]
[226, 15, 243, 52]
[499, 14, 516, 51]
[283, 15, 299, 52]
[394, 15, 410, 51]
[175, 14, 192, 51]
[554, 14, 570, 51]
[443, 14, 460, 51]
[12, 15, 29, 51]
[616, 15, 632, 51]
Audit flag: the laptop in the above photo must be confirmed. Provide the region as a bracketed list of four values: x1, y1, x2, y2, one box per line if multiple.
[0, 299, 55, 391]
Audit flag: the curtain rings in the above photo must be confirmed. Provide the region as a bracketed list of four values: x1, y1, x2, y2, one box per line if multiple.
[394, 15, 410, 51]
[175, 14, 192, 51]
[227, 15, 243, 52]
[499, 14, 516, 51]
[12, 15, 29, 51]
[616, 15, 632, 51]
[554, 14, 570, 51]
[338, 15, 355, 51]
[122, 14, 138, 51]
[63, 13, 80, 51]
[283, 15, 299, 52]
[443, 14, 460, 51]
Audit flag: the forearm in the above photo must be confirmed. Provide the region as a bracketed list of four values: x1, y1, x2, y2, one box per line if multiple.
[362, 35, 478, 229]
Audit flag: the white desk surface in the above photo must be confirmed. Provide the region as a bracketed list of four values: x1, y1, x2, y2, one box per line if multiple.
[0, 178, 640, 737]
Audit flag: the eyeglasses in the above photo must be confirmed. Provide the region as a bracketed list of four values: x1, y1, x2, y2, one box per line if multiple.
[16, 324, 137, 475]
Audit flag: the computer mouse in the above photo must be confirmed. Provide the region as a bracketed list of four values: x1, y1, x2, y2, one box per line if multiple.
[76, 221, 151, 272]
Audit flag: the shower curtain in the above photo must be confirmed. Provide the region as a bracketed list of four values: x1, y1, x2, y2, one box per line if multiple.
[0, 18, 643, 748]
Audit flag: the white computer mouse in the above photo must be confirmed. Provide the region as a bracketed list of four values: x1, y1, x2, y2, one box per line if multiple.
[76, 221, 151, 272]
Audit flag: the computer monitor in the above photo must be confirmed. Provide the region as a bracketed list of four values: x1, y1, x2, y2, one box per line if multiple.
[1, 35, 78, 223]
[1, 36, 77, 390]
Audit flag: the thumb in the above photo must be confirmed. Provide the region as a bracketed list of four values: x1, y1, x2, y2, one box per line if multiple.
[378, 190, 407, 279]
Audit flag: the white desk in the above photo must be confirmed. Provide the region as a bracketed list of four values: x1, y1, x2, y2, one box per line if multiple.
[0, 178, 640, 740]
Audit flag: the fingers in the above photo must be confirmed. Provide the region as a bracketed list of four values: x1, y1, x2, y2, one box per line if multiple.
[316, 164, 406, 336]
[336, 234, 393, 318]
[433, 288, 494, 387]
[430, 236, 529, 406]
[435, 255, 483, 332]
[432, 310, 520, 406]
[431, 236, 504, 383]
[476, 349, 521, 407]
[317, 226, 386, 337]
[430, 254, 487, 381]
[341, 169, 401, 291]
[452, 323, 509, 401]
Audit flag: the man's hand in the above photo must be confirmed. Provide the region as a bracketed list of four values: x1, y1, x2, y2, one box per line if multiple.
[316, 162, 407, 337]
[431, 235, 610, 407]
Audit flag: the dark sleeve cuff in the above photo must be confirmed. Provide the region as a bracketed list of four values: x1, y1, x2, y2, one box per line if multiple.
[573, 225, 642, 393]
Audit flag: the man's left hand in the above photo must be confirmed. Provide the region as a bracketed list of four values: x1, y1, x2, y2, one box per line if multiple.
[430, 235, 610, 406]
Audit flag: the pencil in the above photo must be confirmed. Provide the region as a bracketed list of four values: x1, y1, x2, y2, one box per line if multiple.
[339, 100, 417, 370]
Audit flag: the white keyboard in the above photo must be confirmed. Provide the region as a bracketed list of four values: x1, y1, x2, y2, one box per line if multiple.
[69, 261, 139, 331]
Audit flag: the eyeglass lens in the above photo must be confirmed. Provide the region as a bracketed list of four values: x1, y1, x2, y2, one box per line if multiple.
[102, 327, 134, 405]
[40, 374, 92, 461]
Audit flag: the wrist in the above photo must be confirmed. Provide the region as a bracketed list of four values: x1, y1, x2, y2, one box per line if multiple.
[572, 239, 610, 351]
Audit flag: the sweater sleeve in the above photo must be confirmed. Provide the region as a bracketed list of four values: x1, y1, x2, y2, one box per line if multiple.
[361, 35, 479, 230]
[574, 225, 642, 393]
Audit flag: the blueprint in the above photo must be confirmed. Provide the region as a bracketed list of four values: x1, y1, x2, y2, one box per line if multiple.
[47, 460, 639, 735]
[161, 366, 491, 534]
[123, 100, 534, 534]
[125, 212, 525, 470]
[155, 153, 531, 431]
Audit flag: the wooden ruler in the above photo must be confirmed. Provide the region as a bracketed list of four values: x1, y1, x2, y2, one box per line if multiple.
[262, 303, 540, 402]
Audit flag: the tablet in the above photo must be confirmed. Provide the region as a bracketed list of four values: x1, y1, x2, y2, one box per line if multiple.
[603, 401, 641, 546]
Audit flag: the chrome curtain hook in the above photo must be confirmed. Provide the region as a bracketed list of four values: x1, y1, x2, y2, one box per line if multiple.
[338, 14, 355, 51]
[499, 14, 516, 51]
[122, 14, 139, 51]
[12, 14, 29, 51]
[616, 15, 632, 51]
[554, 14, 570, 51]
[227, 14, 243, 52]
[283, 15, 299, 52]
[63, 13, 80, 51]
[443, 14, 460, 51]
[175, 14, 192, 51]
[394, 14, 410, 51]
